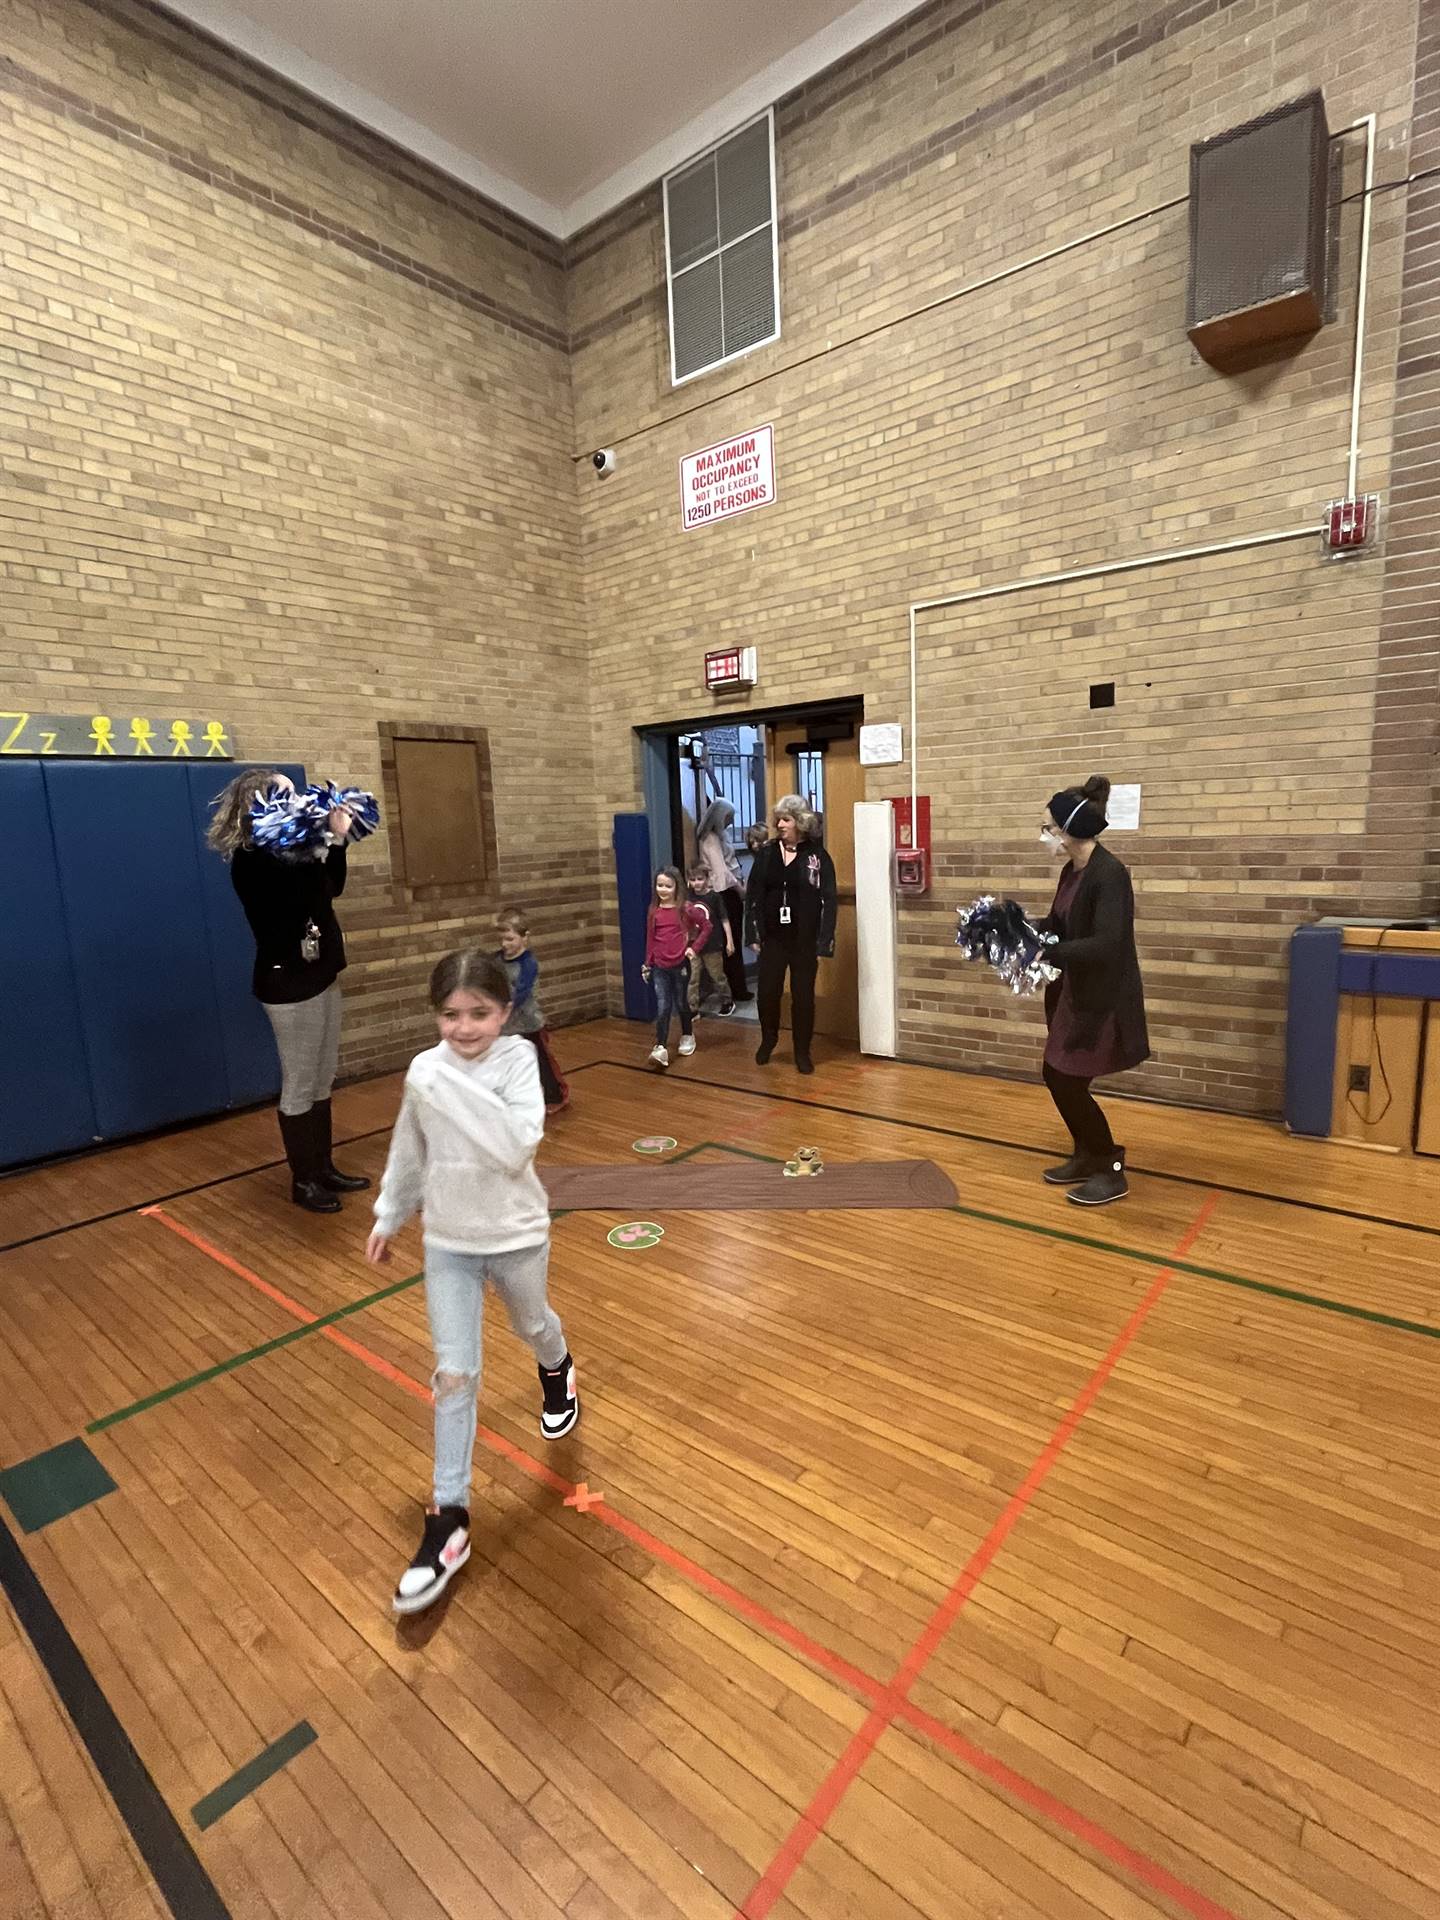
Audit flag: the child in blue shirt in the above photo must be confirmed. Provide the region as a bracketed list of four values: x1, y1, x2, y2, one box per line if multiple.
[496, 909, 570, 1112]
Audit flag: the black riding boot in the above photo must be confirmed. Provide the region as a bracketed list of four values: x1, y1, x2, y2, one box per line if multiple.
[314, 1098, 370, 1193]
[277, 1108, 342, 1214]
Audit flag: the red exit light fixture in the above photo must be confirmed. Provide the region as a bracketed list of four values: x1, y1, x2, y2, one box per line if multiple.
[1322, 494, 1378, 557]
[704, 646, 758, 691]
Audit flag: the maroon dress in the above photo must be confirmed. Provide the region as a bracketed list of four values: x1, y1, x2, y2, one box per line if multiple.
[1043, 866, 1138, 1078]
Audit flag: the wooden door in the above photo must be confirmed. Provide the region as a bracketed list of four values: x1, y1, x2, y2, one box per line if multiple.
[767, 724, 860, 1045]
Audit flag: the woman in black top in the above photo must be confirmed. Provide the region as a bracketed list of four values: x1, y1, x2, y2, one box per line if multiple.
[208, 768, 370, 1214]
[1037, 774, 1149, 1207]
[744, 794, 837, 1075]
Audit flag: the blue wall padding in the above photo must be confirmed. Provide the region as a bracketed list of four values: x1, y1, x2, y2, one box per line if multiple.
[0, 762, 100, 1165]
[187, 762, 305, 1109]
[1284, 926, 1341, 1137]
[43, 762, 232, 1139]
[613, 814, 654, 1021]
[1338, 948, 1440, 1000]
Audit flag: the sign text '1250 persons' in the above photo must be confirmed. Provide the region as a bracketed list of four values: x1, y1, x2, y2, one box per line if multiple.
[679, 424, 776, 531]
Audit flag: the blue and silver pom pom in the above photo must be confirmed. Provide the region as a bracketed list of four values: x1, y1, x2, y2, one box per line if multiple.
[249, 780, 382, 859]
[954, 895, 1060, 997]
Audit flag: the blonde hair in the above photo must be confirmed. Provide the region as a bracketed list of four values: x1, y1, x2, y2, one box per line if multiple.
[771, 792, 816, 836]
[496, 906, 528, 936]
[206, 767, 289, 859]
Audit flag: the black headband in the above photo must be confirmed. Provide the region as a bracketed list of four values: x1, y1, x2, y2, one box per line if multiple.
[1048, 790, 1106, 839]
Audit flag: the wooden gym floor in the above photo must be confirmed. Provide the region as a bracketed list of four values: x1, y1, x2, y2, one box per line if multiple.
[1, 1016, 1438, 1920]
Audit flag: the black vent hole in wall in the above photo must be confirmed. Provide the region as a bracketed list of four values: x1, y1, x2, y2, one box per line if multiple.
[1089, 682, 1116, 709]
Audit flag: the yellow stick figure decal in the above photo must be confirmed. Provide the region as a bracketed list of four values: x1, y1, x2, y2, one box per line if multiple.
[129, 717, 156, 755]
[169, 720, 193, 757]
[90, 716, 116, 755]
[202, 721, 230, 757]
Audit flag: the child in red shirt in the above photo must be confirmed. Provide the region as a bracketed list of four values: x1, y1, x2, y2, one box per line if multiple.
[641, 867, 708, 1069]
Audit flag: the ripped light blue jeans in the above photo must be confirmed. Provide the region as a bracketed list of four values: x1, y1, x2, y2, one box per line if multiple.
[424, 1240, 567, 1508]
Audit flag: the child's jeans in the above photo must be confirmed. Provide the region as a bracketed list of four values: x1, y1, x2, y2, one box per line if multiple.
[424, 1239, 567, 1508]
[688, 947, 728, 1011]
[652, 963, 693, 1045]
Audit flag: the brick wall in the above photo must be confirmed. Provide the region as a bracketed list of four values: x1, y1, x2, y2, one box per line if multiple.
[0, 0, 605, 1082]
[2, 0, 1434, 1111]
[569, 0, 1430, 1113]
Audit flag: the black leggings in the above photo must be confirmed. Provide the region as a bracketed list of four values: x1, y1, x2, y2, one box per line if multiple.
[1043, 1061, 1115, 1157]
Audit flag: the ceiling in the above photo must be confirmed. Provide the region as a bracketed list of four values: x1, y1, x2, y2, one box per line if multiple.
[163, 0, 930, 236]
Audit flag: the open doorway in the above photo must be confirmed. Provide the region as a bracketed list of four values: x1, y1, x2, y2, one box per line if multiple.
[767, 715, 861, 1046]
[677, 722, 765, 1008]
[634, 697, 864, 1043]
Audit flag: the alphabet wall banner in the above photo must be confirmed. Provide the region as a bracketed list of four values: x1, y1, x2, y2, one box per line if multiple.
[0, 711, 237, 758]
[679, 424, 776, 531]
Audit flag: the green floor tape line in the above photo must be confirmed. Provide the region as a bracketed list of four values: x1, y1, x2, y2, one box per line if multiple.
[0, 1439, 118, 1533]
[192, 1722, 317, 1830]
[86, 1271, 424, 1435]
[692, 1140, 1440, 1343]
[948, 1200, 1440, 1340]
[571, 1059, 1440, 1244]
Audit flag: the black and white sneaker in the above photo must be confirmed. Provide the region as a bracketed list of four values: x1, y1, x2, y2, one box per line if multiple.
[539, 1354, 579, 1439]
[393, 1506, 470, 1615]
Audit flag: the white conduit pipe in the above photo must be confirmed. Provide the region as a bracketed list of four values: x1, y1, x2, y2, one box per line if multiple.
[906, 112, 1379, 826]
[907, 525, 1315, 820]
[1346, 111, 1378, 499]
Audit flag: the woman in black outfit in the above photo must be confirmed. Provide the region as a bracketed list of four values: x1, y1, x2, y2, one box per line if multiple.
[208, 768, 370, 1214]
[1037, 774, 1149, 1207]
[744, 794, 837, 1075]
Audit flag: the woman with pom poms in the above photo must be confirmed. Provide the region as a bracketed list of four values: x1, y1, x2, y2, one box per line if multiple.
[208, 768, 370, 1213]
[1036, 774, 1149, 1206]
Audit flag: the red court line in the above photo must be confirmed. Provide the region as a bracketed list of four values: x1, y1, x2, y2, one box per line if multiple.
[894, 1697, 1239, 1920]
[142, 1208, 884, 1696]
[142, 1206, 423, 1400]
[141, 1197, 1234, 1920]
[735, 1191, 1224, 1920]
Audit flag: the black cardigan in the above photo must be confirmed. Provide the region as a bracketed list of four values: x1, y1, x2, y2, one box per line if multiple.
[744, 839, 838, 955]
[1041, 843, 1149, 1059]
[230, 845, 348, 1005]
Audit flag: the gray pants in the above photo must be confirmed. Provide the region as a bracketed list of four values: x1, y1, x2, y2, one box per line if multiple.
[263, 984, 343, 1115]
[425, 1240, 567, 1508]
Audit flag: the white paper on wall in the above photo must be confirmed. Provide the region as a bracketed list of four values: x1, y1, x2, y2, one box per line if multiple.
[1107, 784, 1141, 830]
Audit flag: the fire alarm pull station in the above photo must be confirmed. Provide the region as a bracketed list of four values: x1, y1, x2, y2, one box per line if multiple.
[893, 795, 931, 896]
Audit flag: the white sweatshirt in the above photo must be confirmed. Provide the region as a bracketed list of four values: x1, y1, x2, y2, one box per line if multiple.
[373, 1037, 549, 1254]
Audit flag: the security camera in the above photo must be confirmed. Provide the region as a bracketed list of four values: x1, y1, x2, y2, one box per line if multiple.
[592, 448, 616, 476]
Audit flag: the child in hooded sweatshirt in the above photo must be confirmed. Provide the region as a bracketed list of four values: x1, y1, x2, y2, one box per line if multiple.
[368, 949, 578, 1616]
